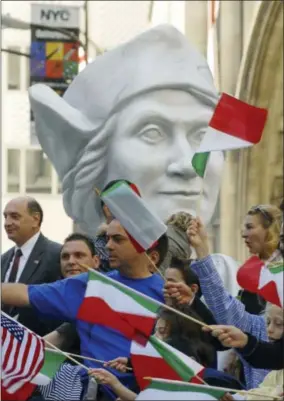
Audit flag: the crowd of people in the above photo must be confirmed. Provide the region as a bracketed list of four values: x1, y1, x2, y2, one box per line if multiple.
[1, 186, 283, 401]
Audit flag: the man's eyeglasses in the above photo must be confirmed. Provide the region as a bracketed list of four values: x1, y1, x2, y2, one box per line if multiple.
[249, 205, 273, 224]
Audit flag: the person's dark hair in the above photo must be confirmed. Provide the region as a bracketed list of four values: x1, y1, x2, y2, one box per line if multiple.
[169, 257, 199, 286]
[280, 200, 284, 212]
[168, 256, 202, 297]
[147, 234, 168, 267]
[27, 198, 43, 226]
[158, 306, 214, 367]
[64, 233, 97, 256]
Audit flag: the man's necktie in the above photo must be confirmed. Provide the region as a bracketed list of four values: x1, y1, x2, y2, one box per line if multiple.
[8, 249, 23, 283]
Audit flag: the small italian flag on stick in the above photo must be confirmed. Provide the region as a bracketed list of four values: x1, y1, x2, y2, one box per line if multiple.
[136, 379, 226, 400]
[101, 180, 167, 253]
[196, 93, 268, 152]
[131, 335, 205, 390]
[31, 349, 66, 386]
[77, 269, 160, 343]
[237, 255, 283, 307]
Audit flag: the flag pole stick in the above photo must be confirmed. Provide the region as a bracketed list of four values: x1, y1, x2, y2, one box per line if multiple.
[79, 264, 212, 330]
[94, 187, 101, 197]
[144, 253, 166, 280]
[2, 311, 89, 371]
[143, 377, 282, 400]
[44, 348, 132, 371]
[196, 177, 205, 218]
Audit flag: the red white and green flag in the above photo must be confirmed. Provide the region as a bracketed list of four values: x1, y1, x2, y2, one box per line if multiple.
[101, 181, 167, 253]
[77, 270, 160, 343]
[136, 379, 226, 400]
[237, 255, 283, 307]
[131, 335, 205, 390]
[196, 93, 268, 152]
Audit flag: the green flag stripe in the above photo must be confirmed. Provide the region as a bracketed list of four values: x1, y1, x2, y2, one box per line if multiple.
[89, 270, 160, 314]
[267, 263, 284, 274]
[149, 381, 225, 398]
[150, 336, 195, 381]
[41, 350, 66, 379]
[101, 180, 128, 197]
[192, 152, 210, 177]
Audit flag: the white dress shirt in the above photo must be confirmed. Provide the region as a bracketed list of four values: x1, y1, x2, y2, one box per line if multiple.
[4, 232, 41, 283]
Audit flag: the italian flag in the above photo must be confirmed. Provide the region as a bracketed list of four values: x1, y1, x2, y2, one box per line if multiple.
[136, 379, 226, 400]
[192, 152, 210, 178]
[196, 93, 268, 152]
[131, 335, 205, 390]
[31, 349, 65, 386]
[237, 255, 283, 307]
[77, 270, 160, 342]
[101, 181, 167, 252]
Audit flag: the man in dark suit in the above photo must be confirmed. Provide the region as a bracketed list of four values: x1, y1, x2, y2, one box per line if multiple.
[1, 196, 61, 336]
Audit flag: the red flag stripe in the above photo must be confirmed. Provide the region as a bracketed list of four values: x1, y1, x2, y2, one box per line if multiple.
[3, 332, 32, 387]
[210, 93, 268, 144]
[3, 333, 21, 377]
[237, 255, 282, 307]
[78, 297, 155, 344]
[9, 336, 44, 393]
[1, 314, 45, 400]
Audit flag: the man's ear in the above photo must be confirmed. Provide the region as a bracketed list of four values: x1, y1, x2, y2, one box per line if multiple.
[92, 255, 101, 269]
[190, 283, 199, 294]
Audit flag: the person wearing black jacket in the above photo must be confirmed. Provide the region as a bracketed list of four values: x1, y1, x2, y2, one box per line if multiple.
[205, 324, 284, 370]
[237, 333, 283, 370]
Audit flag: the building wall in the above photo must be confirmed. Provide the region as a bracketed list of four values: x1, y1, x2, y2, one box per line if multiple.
[150, 0, 282, 260]
[2, 1, 83, 252]
[220, 0, 283, 261]
[1, 0, 153, 251]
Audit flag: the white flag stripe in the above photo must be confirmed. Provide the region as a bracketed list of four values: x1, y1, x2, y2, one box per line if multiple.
[136, 388, 217, 400]
[131, 338, 160, 358]
[3, 334, 21, 379]
[10, 338, 44, 393]
[86, 279, 156, 318]
[3, 331, 30, 385]
[2, 328, 11, 368]
[197, 126, 253, 153]
[258, 266, 284, 306]
[31, 372, 51, 386]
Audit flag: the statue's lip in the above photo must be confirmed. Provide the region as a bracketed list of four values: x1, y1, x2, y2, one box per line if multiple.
[158, 190, 200, 196]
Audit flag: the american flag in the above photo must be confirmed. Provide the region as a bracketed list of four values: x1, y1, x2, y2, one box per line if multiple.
[1, 313, 45, 401]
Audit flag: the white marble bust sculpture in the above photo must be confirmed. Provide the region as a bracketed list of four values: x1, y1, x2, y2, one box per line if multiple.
[29, 24, 224, 236]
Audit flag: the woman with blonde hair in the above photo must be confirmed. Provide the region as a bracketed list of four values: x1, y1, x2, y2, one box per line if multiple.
[239, 204, 282, 314]
[165, 204, 282, 389]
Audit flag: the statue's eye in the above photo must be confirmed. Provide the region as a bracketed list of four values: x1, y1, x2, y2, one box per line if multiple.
[139, 125, 165, 144]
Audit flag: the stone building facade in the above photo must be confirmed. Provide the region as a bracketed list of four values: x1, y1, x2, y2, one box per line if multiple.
[152, 0, 283, 260]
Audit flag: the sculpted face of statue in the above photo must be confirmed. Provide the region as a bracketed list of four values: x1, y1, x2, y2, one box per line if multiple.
[106, 90, 223, 225]
[29, 24, 224, 236]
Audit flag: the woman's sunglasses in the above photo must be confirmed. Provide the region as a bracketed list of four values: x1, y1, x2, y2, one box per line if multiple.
[249, 205, 273, 224]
